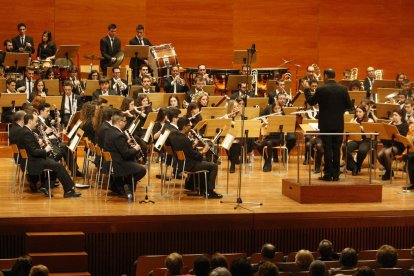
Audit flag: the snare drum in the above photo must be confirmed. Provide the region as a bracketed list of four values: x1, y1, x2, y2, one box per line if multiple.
[31, 60, 41, 69]
[148, 44, 179, 80]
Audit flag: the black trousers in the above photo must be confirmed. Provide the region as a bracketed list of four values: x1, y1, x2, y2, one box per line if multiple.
[407, 153, 414, 185]
[342, 139, 371, 170]
[189, 161, 218, 192]
[39, 158, 75, 192]
[321, 130, 343, 178]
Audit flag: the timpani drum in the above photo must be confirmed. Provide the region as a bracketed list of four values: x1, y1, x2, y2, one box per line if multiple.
[148, 44, 179, 80]
[41, 59, 53, 69]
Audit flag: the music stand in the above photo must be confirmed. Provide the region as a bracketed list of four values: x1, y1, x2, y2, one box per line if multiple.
[291, 92, 306, 108]
[226, 75, 253, 92]
[84, 80, 99, 97]
[200, 107, 227, 119]
[0, 93, 26, 107]
[376, 88, 401, 103]
[190, 85, 216, 95]
[233, 50, 257, 65]
[55, 45, 80, 67]
[44, 96, 62, 110]
[371, 80, 396, 94]
[243, 107, 260, 119]
[246, 97, 268, 109]
[124, 45, 149, 79]
[299, 122, 319, 184]
[348, 91, 367, 106]
[375, 103, 400, 119]
[4, 52, 30, 72]
[100, 95, 124, 108]
[43, 79, 60, 96]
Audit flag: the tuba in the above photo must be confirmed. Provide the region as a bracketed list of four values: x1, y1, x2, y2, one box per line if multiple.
[350, 68, 359, 80]
[375, 69, 383, 80]
[251, 69, 258, 96]
[312, 64, 321, 80]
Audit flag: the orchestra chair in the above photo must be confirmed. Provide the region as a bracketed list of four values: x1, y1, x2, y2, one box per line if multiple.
[397, 249, 412, 259]
[356, 260, 379, 269]
[100, 151, 114, 202]
[357, 250, 378, 260]
[396, 259, 414, 269]
[323, 260, 341, 269]
[220, 253, 247, 266]
[152, 267, 168, 276]
[163, 146, 177, 195]
[374, 268, 404, 276]
[94, 145, 104, 196]
[392, 154, 407, 180]
[18, 148, 52, 199]
[0, 258, 16, 270]
[249, 252, 284, 264]
[84, 141, 98, 189]
[10, 144, 21, 192]
[174, 150, 208, 200]
[277, 262, 300, 273]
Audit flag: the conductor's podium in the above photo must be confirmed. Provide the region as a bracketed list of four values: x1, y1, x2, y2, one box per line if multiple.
[282, 178, 382, 203]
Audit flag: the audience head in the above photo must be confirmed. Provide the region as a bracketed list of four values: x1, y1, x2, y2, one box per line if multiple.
[165, 252, 184, 276]
[339, 247, 358, 268]
[209, 267, 231, 276]
[29, 264, 49, 276]
[309, 260, 325, 276]
[295, 250, 314, 271]
[354, 266, 376, 276]
[12, 255, 33, 276]
[211, 253, 228, 269]
[257, 261, 278, 276]
[230, 257, 251, 276]
[318, 239, 335, 260]
[194, 255, 210, 276]
[376, 244, 398, 268]
[261, 243, 276, 260]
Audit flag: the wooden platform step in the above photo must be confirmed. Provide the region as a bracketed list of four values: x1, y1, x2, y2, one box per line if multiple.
[26, 232, 85, 253]
[29, 252, 88, 273]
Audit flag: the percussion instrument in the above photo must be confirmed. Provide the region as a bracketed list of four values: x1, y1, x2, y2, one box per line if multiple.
[41, 59, 53, 69]
[111, 51, 124, 67]
[4, 72, 23, 80]
[148, 44, 179, 80]
[253, 68, 289, 95]
[84, 54, 103, 60]
[54, 58, 73, 80]
[31, 60, 41, 69]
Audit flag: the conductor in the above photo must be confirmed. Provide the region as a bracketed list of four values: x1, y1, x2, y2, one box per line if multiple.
[304, 68, 353, 181]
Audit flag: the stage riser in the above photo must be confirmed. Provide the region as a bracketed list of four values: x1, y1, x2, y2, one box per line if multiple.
[2, 214, 414, 276]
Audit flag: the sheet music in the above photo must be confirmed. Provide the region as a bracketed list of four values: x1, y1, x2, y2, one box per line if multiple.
[309, 123, 319, 131]
[68, 120, 82, 140]
[68, 134, 80, 152]
[143, 122, 154, 143]
[154, 129, 170, 151]
[221, 133, 235, 150]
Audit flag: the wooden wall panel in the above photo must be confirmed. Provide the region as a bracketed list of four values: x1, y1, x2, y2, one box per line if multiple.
[146, 0, 234, 68]
[1, 1, 414, 78]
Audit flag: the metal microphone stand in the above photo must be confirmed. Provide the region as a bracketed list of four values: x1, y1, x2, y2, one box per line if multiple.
[220, 44, 263, 210]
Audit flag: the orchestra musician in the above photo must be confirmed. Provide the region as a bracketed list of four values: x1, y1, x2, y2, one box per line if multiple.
[304, 68, 353, 181]
[377, 109, 409, 181]
[36, 31, 56, 61]
[363, 66, 375, 99]
[197, 64, 214, 85]
[12, 23, 35, 55]
[184, 77, 205, 108]
[185, 102, 203, 128]
[103, 109, 147, 200]
[222, 99, 242, 173]
[400, 79, 412, 99]
[230, 82, 254, 100]
[16, 67, 35, 99]
[239, 64, 250, 75]
[169, 117, 222, 199]
[18, 111, 81, 198]
[341, 105, 374, 176]
[396, 92, 408, 109]
[92, 78, 116, 101]
[168, 95, 180, 108]
[60, 81, 83, 126]
[268, 80, 290, 105]
[349, 80, 363, 91]
[342, 69, 351, 80]
[196, 92, 209, 110]
[257, 101, 284, 172]
[132, 65, 159, 91]
[99, 23, 121, 76]
[110, 67, 128, 96]
[29, 79, 48, 102]
[4, 78, 16, 93]
[395, 72, 408, 89]
[300, 65, 318, 85]
[0, 40, 14, 72]
[45, 68, 55, 80]
[1, 79, 20, 123]
[88, 70, 101, 80]
[79, 102, 97, 144]
[132, 75, 155, 99]
[129, 24, 153, 79]
[360, 98, 378, 122]
[163, 65, 189, 93]
[404, 99, 414, 125]
[303, 103, 323, 174]
[68, 67, 85, 96]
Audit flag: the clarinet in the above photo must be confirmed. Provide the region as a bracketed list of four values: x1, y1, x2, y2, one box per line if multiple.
[125, 129, 145, 160]
[37, 125, 61, 161]
[189, 129, 218, 160]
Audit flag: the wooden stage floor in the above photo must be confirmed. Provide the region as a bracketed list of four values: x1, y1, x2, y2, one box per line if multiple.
[1, 153, 414, 219]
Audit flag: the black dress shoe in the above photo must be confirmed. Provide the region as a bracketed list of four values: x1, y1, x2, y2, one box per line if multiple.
[206, 191, 223, 199]
[352, 167, 358, 176]
[64, 190, 81, 198]
[273, 158, 279, 163]
[230, 163, 235, 173]
[314, 168, 321, 174]
[382, 171, 391, 181]
[318, 175, 332, 181]
[405, 184, 414, 190]
[30, 182, 38, 193]
[39, 187, 52, 197]
[303, 158, 309, 165]
[263, 164, 271, 172]
[76, 170, 83, 177]
[332, 176, 339, 181]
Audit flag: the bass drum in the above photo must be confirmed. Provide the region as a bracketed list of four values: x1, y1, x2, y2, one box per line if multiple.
[54, 58, 73, 80]
[148, 44, 179, 80]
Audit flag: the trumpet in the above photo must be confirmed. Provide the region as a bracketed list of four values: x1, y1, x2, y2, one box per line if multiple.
[114, 78, 127, 92]
[173, 75, 186, 86]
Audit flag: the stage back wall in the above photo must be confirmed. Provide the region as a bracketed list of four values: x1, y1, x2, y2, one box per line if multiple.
[1, 0, 413, 78]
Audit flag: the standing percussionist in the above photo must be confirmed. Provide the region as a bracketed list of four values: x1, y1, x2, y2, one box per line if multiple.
[129, 24, 152, 79]
[103, 110, 147, 200]
[100, 23, 121, 76]
[304, 68, 353, 181]
[12, 23, 35, 55]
